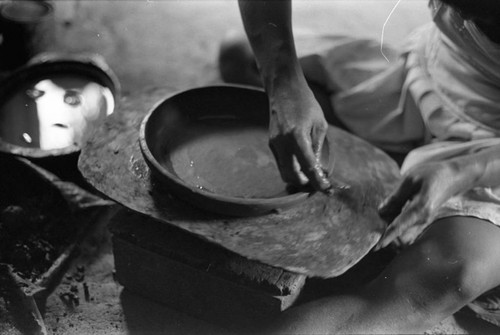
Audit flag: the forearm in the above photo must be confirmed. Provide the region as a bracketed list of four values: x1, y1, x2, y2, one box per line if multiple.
[449, 144, 500, 189]
[238, 0, 308, 94]
[238, 0, 335, 192]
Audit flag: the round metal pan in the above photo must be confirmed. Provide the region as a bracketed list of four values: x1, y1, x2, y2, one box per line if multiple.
[140, 85, 333, 217]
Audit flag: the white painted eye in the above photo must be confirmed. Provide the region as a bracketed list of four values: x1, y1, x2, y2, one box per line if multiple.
[53, 123, 69, 128]
[64, 90, 82, 106]
[26, 88, 45, 99]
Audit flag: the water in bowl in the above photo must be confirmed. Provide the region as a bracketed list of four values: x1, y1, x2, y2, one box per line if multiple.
[168, 119, 289, 199]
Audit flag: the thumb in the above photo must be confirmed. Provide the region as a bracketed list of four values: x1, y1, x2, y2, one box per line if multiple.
[311, 122, 327, 157]
[378, 177, 419, 224]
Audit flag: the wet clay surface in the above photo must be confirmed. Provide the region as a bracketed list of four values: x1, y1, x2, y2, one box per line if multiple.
[79, 90, 401, 278]
[169, 120, 287, 199]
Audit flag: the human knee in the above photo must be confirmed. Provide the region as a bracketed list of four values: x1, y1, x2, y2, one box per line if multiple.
[405, 236, 489, 303]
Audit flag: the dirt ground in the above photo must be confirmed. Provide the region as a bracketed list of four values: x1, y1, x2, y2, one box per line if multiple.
[1, 0, 500, 334]
[2, 244, 500, 335]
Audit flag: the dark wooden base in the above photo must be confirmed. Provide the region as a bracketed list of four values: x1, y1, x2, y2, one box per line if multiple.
[110, 209, 306, 331]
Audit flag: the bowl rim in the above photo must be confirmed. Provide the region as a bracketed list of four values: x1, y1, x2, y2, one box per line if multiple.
[0, 0, 54, 24]
[139, 84, 336, 215]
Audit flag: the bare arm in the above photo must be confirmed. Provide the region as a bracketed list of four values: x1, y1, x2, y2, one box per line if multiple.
[466, 145, 500, 188]
[239, 0, 333, 192]
[239, 0, 302, 94]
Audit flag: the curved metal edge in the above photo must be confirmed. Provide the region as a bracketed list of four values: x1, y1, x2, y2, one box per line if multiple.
[0, 52, 121, 158]
[138, 84, 313, 217]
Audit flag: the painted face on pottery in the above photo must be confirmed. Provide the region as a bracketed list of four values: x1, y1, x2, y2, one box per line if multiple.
[0, 76, 114, 150]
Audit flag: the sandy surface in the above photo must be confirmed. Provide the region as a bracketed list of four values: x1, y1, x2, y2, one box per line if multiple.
[3, 246, 498, 335]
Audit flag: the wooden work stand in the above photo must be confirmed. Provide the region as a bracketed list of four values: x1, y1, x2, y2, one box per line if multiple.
[78, 91, 399, 331]
[110, 209, 308, 331]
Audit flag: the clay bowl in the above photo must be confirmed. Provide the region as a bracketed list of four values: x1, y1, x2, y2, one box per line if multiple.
[140, 85, 332, 217]
[0, 52, 120, 159]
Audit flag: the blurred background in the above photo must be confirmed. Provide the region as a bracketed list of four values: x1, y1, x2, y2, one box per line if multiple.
[51, 0, 430, 95]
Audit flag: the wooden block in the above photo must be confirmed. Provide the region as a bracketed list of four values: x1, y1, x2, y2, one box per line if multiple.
[110, 209, 306, 329]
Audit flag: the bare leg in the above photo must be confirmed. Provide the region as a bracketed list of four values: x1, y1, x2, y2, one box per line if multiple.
[261, 217, 500, 334]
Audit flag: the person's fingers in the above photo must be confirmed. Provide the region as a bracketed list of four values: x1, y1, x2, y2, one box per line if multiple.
[312, 124, 351, 193]
[311, 122, 326, 157]
[377, 210, 417, 249]
[378, 204, 431, 248]
[376, 199, 429, 249]
[294, 130, 331, 192]
[378, 176, 421, 224]
[269, 139, 308, 186]
[292, 156, 310, 185]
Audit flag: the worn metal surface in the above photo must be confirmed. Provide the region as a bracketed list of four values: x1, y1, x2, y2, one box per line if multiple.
[79, 90, 401, 278]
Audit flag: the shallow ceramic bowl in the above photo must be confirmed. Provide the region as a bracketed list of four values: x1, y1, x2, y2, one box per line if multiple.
[140, 85, 332, 217]
[0, 52, 120, 158]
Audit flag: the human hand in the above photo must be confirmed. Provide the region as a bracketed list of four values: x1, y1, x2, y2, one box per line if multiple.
[376, 160, 474, 249]
[268, 86, 334, 193]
